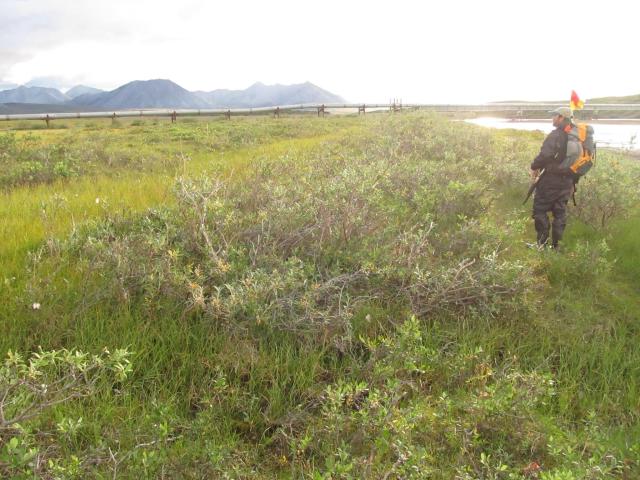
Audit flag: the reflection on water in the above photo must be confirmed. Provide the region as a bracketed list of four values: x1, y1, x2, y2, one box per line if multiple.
[466, 117, 639, 150]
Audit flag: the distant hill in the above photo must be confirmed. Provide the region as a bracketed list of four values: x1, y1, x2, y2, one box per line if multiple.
[492, 93, 640, 105]
[70, 79, 210, 109]
[586, 93, 640, 104]
[194, 81, 346, 108]
[0, 86, 69, 104]
[66, 85, 104, 99]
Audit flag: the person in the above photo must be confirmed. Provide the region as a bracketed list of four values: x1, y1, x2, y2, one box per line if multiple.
[530, 106, 575, 249]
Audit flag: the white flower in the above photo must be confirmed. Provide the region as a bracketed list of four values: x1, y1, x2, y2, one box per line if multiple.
[95, 198, 100, 204]
[31, 302, 41, 310]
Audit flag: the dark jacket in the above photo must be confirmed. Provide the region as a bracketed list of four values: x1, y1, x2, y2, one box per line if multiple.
[531, 125, 574, 193]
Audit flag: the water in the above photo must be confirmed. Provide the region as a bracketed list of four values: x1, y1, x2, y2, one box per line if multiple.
[466, 117, 639, 150]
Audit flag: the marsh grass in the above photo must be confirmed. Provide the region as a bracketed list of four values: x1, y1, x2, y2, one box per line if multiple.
[1, 113, 639, 478]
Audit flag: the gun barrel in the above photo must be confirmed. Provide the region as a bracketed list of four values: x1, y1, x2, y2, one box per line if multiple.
[522, 169, 545, 205]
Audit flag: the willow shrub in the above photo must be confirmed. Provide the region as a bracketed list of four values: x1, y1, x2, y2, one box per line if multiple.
[572, 151, 640, 230]
[30, 115, 534, 344]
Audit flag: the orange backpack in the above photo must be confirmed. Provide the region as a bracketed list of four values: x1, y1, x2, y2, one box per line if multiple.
[560, 123, 595, 178]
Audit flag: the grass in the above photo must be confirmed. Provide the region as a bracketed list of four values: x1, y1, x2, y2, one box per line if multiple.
[1, 112, 639, 478]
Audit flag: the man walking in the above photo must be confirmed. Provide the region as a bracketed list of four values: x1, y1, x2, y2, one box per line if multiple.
[530, 107, 575, 249]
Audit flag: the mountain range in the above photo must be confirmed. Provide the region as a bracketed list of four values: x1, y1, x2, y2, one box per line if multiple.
[193, 82, 346, 108]
[0, 86, 70, 105]
[0, 79, 345, 113]
[66, 85, 104, 99]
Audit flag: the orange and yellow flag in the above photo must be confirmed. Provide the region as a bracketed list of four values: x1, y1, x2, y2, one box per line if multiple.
[570, 90, 584, 110]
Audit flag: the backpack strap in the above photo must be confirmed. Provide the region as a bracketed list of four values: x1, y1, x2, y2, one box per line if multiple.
[577, 124, 587, 142]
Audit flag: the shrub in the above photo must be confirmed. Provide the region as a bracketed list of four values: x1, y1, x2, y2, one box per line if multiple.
[543, 240, 612, 288]
[27, 114, 537, 343]
[0, 348, 132, 478]
[0, 132, 17, 160]
[406, 252, 530, 318]
[572, 153, 640, 229]
[282, 317, 558, 478]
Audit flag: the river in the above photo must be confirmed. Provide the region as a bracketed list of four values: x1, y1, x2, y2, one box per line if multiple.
[466, 117, 640, 150]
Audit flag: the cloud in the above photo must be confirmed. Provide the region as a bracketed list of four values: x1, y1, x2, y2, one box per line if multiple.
[24, 75, 77, 90]
[0, 0, 155, 83]
[0, 49, 31, 78]
[0, 81, 19, 92]
[1, 0, 638, 101]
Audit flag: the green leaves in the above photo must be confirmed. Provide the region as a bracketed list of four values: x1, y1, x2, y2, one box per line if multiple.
[0, 347, 132, 477]
[573, 151, 640, 229]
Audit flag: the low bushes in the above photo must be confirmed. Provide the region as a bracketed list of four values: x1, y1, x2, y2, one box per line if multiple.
[572, 152, 640, 230]
[35, 115, 532, 343]
[0, 348, 132, 479]
[7, 113, 640, 477]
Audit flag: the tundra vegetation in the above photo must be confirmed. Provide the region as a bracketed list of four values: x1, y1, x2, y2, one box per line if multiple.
[1, 113, 639, 479]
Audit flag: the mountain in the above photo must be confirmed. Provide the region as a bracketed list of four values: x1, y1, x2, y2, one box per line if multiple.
[66, 85, 104, 99]
[194, 81, 346, 108]
[0, 86, 69, 104]
[70, 79, 210, 109]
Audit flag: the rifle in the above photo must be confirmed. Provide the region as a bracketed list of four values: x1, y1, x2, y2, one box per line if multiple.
[522, 168, 545, 205]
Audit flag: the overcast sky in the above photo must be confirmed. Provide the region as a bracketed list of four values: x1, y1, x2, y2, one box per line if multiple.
[1, 0, 638, 103]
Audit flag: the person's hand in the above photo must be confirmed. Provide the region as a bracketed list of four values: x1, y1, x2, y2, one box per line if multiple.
[529, 168, 539, 180]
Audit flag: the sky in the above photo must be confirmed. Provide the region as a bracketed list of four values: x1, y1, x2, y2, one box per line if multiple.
[1, 0, 638, 103]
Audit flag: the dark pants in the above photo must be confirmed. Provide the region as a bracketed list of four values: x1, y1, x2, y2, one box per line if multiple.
[532, 187, 572, 247]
